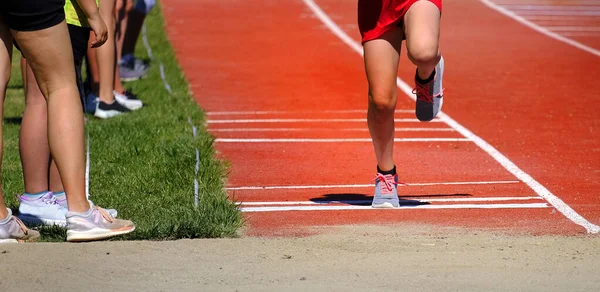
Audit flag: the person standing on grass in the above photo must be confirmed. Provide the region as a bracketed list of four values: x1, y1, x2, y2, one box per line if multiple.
[115, 0, 150, 82]
[16, 0, 118, 227]
[0, 0, 135, 243]
[84, 0, 143, 119]
[359, 0, 444, 208]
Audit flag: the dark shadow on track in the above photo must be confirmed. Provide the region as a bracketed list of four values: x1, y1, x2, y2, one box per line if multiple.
[310, 193, 472, 206]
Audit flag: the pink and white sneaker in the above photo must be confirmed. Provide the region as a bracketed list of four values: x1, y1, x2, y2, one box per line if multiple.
[65, 201, 135, 242]
[0, 208, 40, 243]
[372, 173, 400, 208]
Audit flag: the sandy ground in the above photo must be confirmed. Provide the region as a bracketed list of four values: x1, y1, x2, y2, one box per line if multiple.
[0, 224, 598, 292]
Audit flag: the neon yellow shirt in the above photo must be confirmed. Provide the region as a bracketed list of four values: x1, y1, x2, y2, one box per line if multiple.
[65, 0, 99, 27]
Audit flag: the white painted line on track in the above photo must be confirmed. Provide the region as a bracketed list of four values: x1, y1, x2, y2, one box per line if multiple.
[508, 10, 600, 16]
[241, 203, 550, 212]
[500, 5, 600, 11]
[547, 26, 600, 32]
[208, 118, 442, 123]
[239, 196, 544, 206]
[226, 180, 520, 190]
[206, 109, 413, 115]
[483, 0, 600, 57]
[209, 127, 454, 132]
[524, 15, 600, 21]
[302, 0, 600, 233]
[215, 138, 469, 143]
[561, 32, 600, 36]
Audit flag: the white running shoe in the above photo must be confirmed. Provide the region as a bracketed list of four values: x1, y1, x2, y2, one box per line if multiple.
[17, 193, 67, 227]
[0, 209, 40, 244]
[66, 201, 135, 242]
[114, 90, 143, 111]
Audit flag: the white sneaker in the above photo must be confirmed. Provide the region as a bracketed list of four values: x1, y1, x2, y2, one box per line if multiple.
[55, 194, 118, 218]
[66, 201, 135, 242]
[17, 193, 67, 227]
[0, 208, 40, 244]
[114, 90, 143, 111]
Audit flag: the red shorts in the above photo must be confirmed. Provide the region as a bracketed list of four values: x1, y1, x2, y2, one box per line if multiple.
[358, 0, 442, 43]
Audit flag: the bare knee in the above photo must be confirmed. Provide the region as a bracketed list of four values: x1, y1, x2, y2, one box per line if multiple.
[369, 86, 397, 113]
[408, 45, 440, 67]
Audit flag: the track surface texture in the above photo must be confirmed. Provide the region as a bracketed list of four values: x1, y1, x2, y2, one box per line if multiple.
[162, 0, 600, 236]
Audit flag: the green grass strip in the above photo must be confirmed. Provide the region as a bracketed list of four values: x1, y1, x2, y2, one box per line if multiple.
[2, 3, 242, 241]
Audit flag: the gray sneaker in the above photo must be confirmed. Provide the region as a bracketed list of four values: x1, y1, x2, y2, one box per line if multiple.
[119, 56, 148, 82]
[66, 201, 135, 242]
[413, 56, 444, 122]
[0, 208, 40, 243]
[372, 173, 400, 208]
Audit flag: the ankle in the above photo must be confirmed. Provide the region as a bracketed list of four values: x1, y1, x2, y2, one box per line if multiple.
[0, 208, 9, 221]
[416, 68, 435, 83]
[377, 165, 396, 175]
[68, 200, 91, 213]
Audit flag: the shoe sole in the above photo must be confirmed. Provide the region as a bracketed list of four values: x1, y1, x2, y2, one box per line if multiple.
[94, 109, 126, 119]
[17, 214, 67, 227]
[372, 201, 399, 208]
[114, 98, 143, 111]
[66, 226, 136, 242]
[0, 239, 18, 244]
[120, 75, 146, 82]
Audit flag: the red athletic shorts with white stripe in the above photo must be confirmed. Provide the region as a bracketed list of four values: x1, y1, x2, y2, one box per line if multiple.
[358, 0, 442, 43]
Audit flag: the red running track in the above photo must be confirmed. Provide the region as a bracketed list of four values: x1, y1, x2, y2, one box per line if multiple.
[162, 0, 600, 236]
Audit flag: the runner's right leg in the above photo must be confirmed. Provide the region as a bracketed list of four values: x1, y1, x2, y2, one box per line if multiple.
[364, 28, 404, 208]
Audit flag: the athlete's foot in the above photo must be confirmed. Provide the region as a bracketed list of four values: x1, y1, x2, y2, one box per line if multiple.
[0, 209, 40, 243]
[372, 173, 400, 208]
[114, 90, 143, 111]
[413, 56, 444, 122]
[94, 97, 131, 119]
[66, 201, 135, 242]
[17, 192, 68, 227]
[55, 194, 118, 218]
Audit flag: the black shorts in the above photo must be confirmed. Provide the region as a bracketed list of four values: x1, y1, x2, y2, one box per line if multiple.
[68, 24, 91, 63]
[0, 0, 65, 31]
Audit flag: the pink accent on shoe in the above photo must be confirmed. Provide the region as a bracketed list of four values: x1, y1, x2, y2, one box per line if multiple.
[412, 80, 444, 103]
[373, 173, 403, 195]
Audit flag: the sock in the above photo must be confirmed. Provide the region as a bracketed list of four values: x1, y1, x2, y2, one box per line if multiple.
[416, 68, 435, 84]
[377, 165, 396, 176]
[23, 191, 48, 198]
[53, 191, 66, 198]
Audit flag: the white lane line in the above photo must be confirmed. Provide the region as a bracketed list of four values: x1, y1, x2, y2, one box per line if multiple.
[525, 15, 600, 21]
[239, 197, 544, 205]
[501, 5, 600, 11]
[561, 31, 600, 36]
[499, 10, 600, 16]
[206, 109, 413, 115]
[483, 0, 600, 59]
[209, 127, 454, 132]
[226, 180, 520, 190]
[547, 26, 600, 32]
[302, 0, 600, 233]
[241, 203, 550, 212]
[208, 118, 442, 123]
[215, 138, 469, 143]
